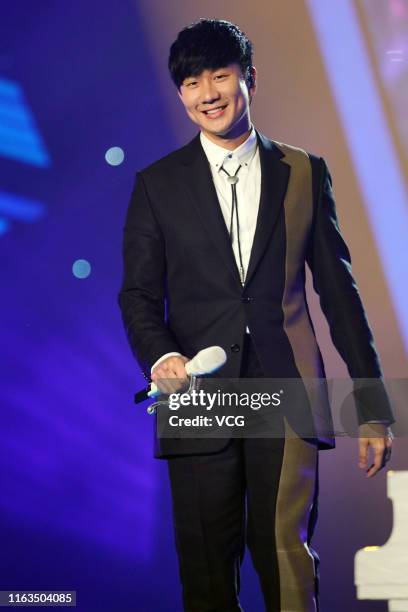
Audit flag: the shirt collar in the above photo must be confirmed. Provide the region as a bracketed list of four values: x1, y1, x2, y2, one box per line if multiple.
[200, 126, 257, 171]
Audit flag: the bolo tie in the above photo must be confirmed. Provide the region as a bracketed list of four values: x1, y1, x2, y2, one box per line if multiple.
[220, 162, 245, 285]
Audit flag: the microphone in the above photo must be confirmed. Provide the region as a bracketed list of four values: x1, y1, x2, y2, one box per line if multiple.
[134, 346, 227, 404]
[184, 345, 227, 376]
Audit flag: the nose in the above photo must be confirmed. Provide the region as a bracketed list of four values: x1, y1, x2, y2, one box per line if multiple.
[200, 78, 221, 105]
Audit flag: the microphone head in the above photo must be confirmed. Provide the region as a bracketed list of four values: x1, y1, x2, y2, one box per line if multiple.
[186, 346, 227, 376]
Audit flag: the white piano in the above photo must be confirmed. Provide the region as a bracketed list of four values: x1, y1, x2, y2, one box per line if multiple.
[355, 470, 408, 611]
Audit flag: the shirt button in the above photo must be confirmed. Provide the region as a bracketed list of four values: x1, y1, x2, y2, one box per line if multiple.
[230, 344, 240, 353]
[241, 296, 254, 303]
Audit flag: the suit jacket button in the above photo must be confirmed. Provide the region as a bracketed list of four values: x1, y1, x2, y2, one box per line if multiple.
[241, 296, 254, 303]
[230, 344, 240, 353]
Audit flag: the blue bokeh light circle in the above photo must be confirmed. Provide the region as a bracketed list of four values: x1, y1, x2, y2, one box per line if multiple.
[105, 146, 125, 166]
[72, 259, 91, 279]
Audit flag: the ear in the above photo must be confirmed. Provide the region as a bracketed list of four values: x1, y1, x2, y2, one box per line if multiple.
[249, 66, 257, 95]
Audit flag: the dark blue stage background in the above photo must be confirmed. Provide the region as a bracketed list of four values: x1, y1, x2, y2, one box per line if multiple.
[0, 3, 179, 610]
[1, 3, 405, 611]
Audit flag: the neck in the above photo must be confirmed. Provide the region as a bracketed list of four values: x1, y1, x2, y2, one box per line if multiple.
[201, 120, 253, 151]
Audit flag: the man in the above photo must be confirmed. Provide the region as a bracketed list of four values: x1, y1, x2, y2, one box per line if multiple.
[119, 19, 394, 612]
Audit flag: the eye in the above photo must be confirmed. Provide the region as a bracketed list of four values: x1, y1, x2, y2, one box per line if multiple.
[185, 80, 198, 87]
[214, 73, 228, 80]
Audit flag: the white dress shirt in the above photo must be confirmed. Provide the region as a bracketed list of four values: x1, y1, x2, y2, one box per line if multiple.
[151, 126, 261, 372]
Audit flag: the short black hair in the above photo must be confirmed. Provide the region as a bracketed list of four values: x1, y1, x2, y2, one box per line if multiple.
[168, 19, 254, 90]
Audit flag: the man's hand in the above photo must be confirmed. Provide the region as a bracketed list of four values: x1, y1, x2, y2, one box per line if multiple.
[358, 423, 393, 478]
[151, 355, 190, 395]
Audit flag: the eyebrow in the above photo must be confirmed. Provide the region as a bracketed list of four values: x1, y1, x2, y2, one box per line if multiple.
[184, 69, 230, 82]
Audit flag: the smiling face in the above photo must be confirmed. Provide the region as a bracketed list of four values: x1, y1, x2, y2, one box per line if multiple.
[178, 63, 257, 148]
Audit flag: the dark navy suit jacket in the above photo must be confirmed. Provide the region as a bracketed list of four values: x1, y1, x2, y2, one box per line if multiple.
[118, 130, 394, 456]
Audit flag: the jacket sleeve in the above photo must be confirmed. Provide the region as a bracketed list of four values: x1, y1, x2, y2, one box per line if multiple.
[118, 171, 181, 379]
[306, 156, 395, 425]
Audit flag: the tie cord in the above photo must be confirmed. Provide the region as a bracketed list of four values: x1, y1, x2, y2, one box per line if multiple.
[220, 164, 245, 284]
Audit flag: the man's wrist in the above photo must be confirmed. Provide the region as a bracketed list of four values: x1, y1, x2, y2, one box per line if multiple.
[358, 422, 393, 437]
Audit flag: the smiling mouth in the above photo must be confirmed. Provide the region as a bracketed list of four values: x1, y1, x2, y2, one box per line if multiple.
[202, 105, 228, 116]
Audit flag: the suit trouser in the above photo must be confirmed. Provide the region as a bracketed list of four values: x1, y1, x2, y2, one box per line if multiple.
[167, 334, 320, 612]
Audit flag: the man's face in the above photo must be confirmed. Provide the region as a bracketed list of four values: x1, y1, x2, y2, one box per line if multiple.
[178, 63, 256, 142]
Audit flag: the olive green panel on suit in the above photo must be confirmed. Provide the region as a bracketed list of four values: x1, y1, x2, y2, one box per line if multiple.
[276, 142, 334, 447]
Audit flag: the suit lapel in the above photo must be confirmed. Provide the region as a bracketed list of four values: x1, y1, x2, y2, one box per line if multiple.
[179, 131, 290, 290]
[244, 132, 290, 288]
[180, 134, 243, 288]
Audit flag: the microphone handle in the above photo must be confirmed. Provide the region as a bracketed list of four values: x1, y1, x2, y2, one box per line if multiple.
[133, 382, 162, 403]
